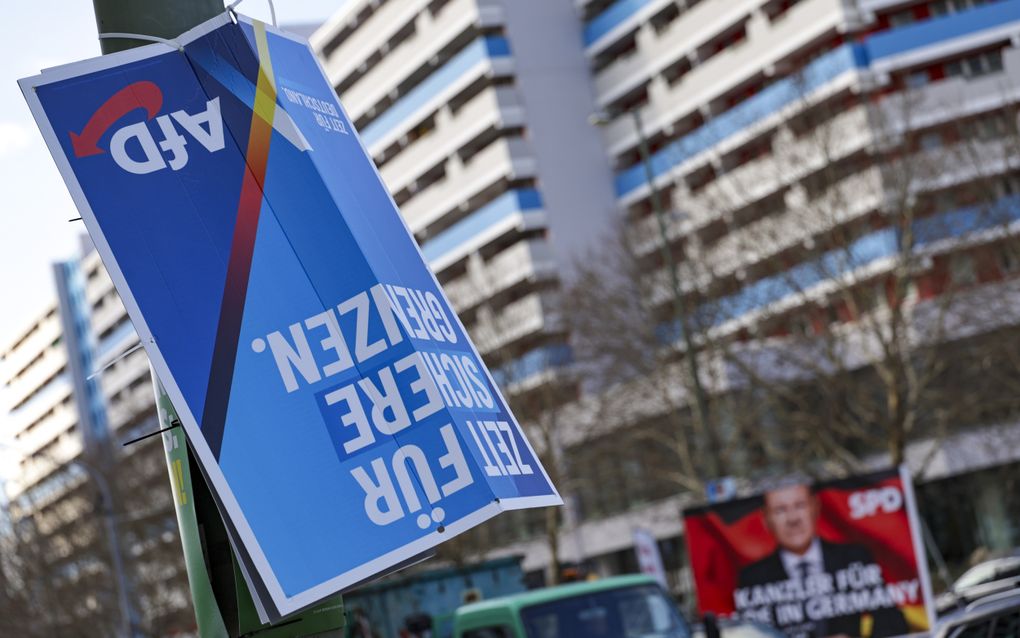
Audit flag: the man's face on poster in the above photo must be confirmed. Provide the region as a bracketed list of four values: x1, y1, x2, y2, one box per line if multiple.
[763, 484, 819, 555]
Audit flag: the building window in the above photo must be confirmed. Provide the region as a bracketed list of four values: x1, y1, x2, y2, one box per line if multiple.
[889, 9, 915, 28]
[946, 49, 1004, 79]
[950, 253, 977, 285]
[789, 313, 812, 336]
[996, 175, 1020, 197]
[765, 0, 804, 22]
[650, 3, 680, 34]
[998, 246, 1020, 275]
[919, 131, 943, 151]
[966, 112, 1010, 141]
[932, 0, 993, 16]
[906, 70, 929, 89]
[662, 57, 692, 86]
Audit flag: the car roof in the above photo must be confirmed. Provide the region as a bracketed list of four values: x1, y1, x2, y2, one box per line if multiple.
[936, 594, 1020, 638]
[455, 574, 660, 617]
[965, 589, 1020, 613]
[965, 556, 1020, 573]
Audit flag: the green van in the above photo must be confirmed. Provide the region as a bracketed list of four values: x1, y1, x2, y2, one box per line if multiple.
[451, 574, 692, 638]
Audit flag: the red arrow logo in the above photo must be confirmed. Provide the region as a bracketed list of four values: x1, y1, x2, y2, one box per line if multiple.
[69, 81, 163, 158]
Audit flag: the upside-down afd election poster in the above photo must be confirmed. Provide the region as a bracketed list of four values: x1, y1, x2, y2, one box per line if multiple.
[20, 12, 559, 620]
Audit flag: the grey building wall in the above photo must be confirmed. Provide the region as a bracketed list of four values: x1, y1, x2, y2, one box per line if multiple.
[500, 0, 620, 277]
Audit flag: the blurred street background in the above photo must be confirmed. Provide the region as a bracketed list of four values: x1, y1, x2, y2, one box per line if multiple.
[4, 0, 1020, 635]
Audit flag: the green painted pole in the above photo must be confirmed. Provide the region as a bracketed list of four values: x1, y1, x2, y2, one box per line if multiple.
[91, 0, 223, 54]
[86, 3, 220, 636]
[152, 371, 232, 638]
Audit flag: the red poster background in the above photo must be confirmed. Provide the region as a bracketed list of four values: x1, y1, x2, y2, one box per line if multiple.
[683, 468, 932, 632]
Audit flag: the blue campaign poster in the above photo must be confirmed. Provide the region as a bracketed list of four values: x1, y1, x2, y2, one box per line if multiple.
[20, 12, 559, 617]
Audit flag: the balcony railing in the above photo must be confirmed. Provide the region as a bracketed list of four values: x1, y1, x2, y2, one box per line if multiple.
[359, 36, 512, 151]
[379, 86, 524, 196]
[443, 239, 556, 311]
[656, 195, 1020, 340]
[421, 189, 545, 270]
[615, 44, 864, 198]
[614, 0, 1020, 200]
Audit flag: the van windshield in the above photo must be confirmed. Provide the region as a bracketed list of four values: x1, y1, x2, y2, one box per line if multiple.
[520, 584, 691, 638]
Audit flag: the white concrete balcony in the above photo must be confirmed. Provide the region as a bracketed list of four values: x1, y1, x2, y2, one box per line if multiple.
[106, 380, 156, 433]
[595, 0, 761, 103]
[20, 435, 84, 495]
[81, 251, 109, 304]
[585, 0, 677, 56]
[629, 105, 874, 256]
[443, 239, 557, 312]
[401, 136, 537, 234]
[6, 347, 68, 412]
[423, 191, 547, 274]
[91, 298, 128, 341]
[99, 347, 149, 400]
[2, 316, 60, 381]
[343, 0, 504, 123]
[873, 49, 1020, 136]
[319, 0, 431, 88]
[692, 104, 873, 217]
[379, 86, 525, 197]
[6, 379, 71, 441]
[469, 292, 560, 354]
[360, 39, 514, 159]
[599, 0, 851, 156]
[18, 404, 77, 458]
[85, 279, 114, 308]
[85, 273, 115, 308]
[702, 167, 885, 280]
[641, 167, 885, 309]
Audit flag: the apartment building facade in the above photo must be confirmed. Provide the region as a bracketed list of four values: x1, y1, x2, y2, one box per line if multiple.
[567, 0, 1020, 586]
[0, 244, 191, 635]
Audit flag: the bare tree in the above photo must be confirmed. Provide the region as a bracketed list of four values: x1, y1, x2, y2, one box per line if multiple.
[0, 436, 193, 637]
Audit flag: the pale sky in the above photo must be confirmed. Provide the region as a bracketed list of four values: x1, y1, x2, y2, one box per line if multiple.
[0, 1, 348, 342]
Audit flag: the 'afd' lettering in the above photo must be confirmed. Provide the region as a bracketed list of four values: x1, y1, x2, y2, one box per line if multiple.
[70, 80, 225, 175]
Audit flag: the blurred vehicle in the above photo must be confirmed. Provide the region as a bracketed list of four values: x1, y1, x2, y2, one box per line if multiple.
[690, 616, 786, 638]
[451, 574, 691, 638]
[344, 557, 527, 638]
[935, 553, 1020, 614]
[931, 588, 1020, 637]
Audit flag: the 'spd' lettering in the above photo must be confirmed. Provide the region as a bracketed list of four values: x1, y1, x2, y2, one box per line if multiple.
[848, 486, 903, 519]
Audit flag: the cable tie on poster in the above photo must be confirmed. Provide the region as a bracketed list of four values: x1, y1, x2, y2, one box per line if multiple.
[226, 0, 278, 27]
[121, 419, 181, 447]
[86, 341, 144, 381]
[98, 32, 183, 52]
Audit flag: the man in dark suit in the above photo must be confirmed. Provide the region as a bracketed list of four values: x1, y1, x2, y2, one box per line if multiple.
[737, 484, 908, 638]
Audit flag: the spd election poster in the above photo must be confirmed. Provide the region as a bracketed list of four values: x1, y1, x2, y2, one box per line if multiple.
[20, 12, 560, 619]
[683, 467, 933, 638]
